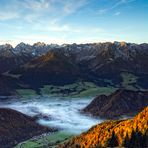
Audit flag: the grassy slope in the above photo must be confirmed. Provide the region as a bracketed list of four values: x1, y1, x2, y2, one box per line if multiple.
[16, 89, 37, 96]
[16, 72, 146, 98]
[6, 71, 146, 98]
[17, 82, 117, 98]
[121, 72, 138, 90]
[15, 131, 74, 148]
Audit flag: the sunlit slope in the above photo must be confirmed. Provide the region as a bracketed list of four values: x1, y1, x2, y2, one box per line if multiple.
[59, 107, 148, 148]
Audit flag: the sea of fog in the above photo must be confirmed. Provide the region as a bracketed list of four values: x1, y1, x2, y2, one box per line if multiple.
[0, 96, 103, 135]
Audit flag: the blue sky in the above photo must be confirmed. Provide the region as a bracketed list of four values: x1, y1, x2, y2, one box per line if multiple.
[0, 0, 148, 46]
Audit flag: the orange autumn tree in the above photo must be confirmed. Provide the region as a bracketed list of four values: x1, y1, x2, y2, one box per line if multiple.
[58, 107, 148, 148]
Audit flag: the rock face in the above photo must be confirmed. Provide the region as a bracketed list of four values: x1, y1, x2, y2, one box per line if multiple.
[82, 89, 148, 119]
[59, 107, 148, 148]
[0, 108, 56, 148]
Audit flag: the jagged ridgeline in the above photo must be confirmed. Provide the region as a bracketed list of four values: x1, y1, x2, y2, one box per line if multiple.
[58, 107, 148, 148]
[0, 42, 148, 96]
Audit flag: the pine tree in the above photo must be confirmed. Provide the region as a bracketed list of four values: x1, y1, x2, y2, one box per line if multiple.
[107, 131, 119, 147]
[137, 130, 148, 148]
[123, 132, 130, 147]
[141, 130, 148, 148]
[128, 130, 137, 148]
[128, 130, 142, 148]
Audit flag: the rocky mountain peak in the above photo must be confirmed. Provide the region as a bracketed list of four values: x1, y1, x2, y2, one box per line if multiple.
[0, 44, 13, 51]
[0, 44, 14, 57]
[14, 42, 33, 55]
[33, 42, 46, 47]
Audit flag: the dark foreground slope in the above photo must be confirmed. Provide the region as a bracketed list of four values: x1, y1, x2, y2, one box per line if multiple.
[82, 89, 148, 119]
[59, 107, 148, 148]
[0, 108, 56, 148]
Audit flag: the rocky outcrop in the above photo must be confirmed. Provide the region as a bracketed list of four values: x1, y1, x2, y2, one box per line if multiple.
[0, 108, 56, 148]
[58, 107, 148, 148]
[82, 89, 148, 119]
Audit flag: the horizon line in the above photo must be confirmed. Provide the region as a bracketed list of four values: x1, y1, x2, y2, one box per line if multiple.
[0, 40, 148, 48]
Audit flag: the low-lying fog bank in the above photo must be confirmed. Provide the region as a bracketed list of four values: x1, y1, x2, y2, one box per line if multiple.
[0, 96, 103, 135]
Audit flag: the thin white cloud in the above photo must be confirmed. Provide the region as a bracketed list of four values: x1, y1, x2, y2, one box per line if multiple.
[112, 0, 136, 9]
[0, 11, 19, 21]
[63, 0, 87, 14]
[97, 0, 136, 15]
[23, 0, 50, 10]
[31, 20, 105, 34]
[98, 9, 108, 15]
[114, 11, 121, 16]
[0, 0, 87, 27]
[48, 24, 71, 32]
[16, 0, 50, 11]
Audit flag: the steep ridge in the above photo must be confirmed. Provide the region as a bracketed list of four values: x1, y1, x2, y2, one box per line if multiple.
[11, 50, 81, 88]
[0, 108, 56, 148]
[82, 89, 148, 119]
[58, 107, 148, 148]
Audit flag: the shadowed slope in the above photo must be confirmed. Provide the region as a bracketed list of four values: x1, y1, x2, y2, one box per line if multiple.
[11, 51, 80, 88]
[0, 108, 57, 148]
[82, 89, 148, 119]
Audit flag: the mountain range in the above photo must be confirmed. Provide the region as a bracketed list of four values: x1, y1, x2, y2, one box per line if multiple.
[0, 41, 148, 148]
[0, 41, 148, 96]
